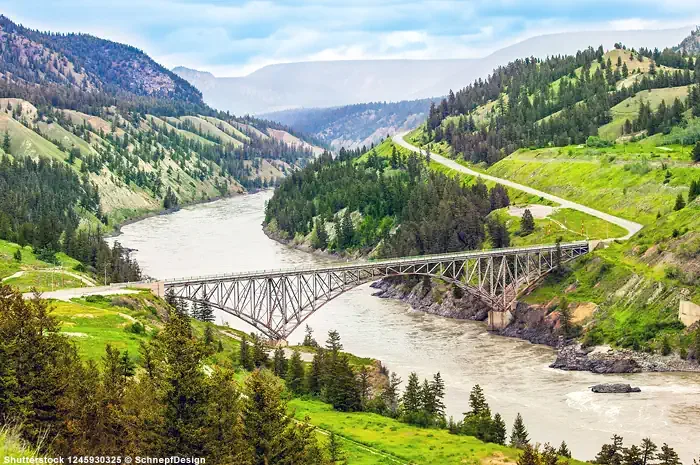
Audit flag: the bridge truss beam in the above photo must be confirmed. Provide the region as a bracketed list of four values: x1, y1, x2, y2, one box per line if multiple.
[164, 242, 589, 340]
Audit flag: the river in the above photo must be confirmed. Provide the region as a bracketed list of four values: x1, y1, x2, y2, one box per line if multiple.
[110, 192, 700, 462]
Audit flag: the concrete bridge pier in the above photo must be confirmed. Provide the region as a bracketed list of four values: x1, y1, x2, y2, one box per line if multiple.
[487, 302, 516, 331]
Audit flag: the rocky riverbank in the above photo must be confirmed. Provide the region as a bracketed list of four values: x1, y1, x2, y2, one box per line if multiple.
[370, 277, 700, 374]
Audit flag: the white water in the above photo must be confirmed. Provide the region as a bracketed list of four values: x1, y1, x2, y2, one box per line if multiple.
[110, 192, 700, 462]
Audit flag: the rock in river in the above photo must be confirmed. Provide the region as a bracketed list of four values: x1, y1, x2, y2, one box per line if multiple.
[591, 383, 641, 394]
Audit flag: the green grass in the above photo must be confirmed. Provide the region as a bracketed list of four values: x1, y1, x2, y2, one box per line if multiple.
[600, 86, 691, 141]
[486, 148, 696, 225]
[3, 271, 86, 292]
[0, 239, 86, 281]
[0, 426, 38, 459]
[290, 398, 520, 465]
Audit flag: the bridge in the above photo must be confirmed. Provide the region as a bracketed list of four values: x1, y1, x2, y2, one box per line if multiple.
[160, 241, 590, 341]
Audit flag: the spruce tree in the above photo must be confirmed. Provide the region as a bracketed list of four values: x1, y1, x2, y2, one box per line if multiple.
[519, 209, 535, 235]
[326, 354, 361, 412]
[640, 438, 658, 465]
[510, 413, 530, 448]
[272, 346, 288, 377]
[358, 366, 371, 409]
[203, 325, 214, 347]
[468, 384, 490, 416]
[250, 333, 269, 368]
[286, 350, 306, 395]
[420, 378, 436, 418]
[327, 431, 345, 464]
[558, 441, 572, 458]
[431, 372, 446, 420]
[657, 444, 681, 465]
[674, 193, 686, 211]
[303, 324, 318, 347]
[693, 142, 700, 162]
[239, 335, 253, 371]
[401, 372, 422, 418]
[198, 301, 214, 323]
[517, 444, 541, 465]
[688, 179, 699, 203]
[491, 413, 507, 446]
[381, 372, 402, 417]
[307, 349, 325, 395]
[2, 131, 10, 154]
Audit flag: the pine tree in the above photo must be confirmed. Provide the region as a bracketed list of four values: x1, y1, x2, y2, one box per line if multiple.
[326, 354, 361, 412]
[558, 441, 572, 458]
[510, 413, 530, 448]
[239, 335, 253, 371]
[358, 366, 371, 409]
[198, 301, 214, 323]
[491, 413, 507, 446]
[286, 350, 306, 395]
[468, 384, 489, 416]
[326, 329, 343, 354]
[327, 431, 345, 464]
[157, 308, 209, 454]
[623, 445, 642, 465]
[13, 249, 21, 262]
[657, 444, 681, 465]
[640, 438, 658, 465]
[688, 179, 699, 203]
[250, 333, 269, 368]
[596, 434, 624, 465]
[431, 372, 446, 419]
[2, 131, 10, 154]
[203, 325, 214, 347]
[272, 346, 288, 377]
[519, 209, 535, 235]
[517, 444, 541, 465]
[674, 193, 686, 211]
[303, 324, 318, 347]
[401, 372, 422, 418]
[307, 349, 325, 395]
[693, 142, 700, 162]
[313, 218, 328, 250]
[382, 372, 402, 417]
[420, 378, 436, 418]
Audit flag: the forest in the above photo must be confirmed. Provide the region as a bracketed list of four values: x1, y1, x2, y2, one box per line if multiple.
[426, 45, 700, 164]
[265, 141, 512, 257]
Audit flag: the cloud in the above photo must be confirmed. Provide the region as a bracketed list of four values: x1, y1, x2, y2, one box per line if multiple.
[1, 0, 698, 77]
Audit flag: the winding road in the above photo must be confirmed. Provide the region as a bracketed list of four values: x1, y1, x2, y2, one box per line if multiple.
[393, 132, 643, 240]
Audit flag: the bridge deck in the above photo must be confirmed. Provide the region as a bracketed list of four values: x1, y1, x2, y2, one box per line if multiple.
[163, 240, 589, 285]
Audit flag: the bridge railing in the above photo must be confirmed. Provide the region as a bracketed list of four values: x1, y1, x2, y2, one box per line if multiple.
[163, 241, 589, 285]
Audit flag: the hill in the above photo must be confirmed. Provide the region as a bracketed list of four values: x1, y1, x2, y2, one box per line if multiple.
[173, 27, 690, 116]
[0, 15, 323, 284]
[261, 99, 440, 150]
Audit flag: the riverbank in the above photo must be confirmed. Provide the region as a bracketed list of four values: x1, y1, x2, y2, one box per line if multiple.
[371, 277, 700, 374]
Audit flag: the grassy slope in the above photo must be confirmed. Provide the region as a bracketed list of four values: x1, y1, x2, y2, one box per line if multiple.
[0, 239, 86, 279]
[41, 290, 543, 465]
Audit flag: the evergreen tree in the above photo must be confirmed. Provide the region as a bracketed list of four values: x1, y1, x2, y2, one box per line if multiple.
[688, 179, 699, 203]
[693, 142, 700, 162]
[239, 335, 254, 371]
[623, 445, 642, 465]
[242, 369, 323, 465]
[307, 349, 325, 395]
[517, 444, 541, 465]
[491, 413, 507, 446]
[673, 193, 686, 211]
[431, 372, 446, 420]
[2, 131, 10, 154]
[327, 431, 345, 464]
[639, 438, 658, 465]
[303, 324, 318, 347]
[13, 248, 21, 262]
[468, 384, 489, 416]
[510, 413, 530, 449]
[519, 209, 535, 235]
[595, 434, 624, 465]
[488, 218, 511, 248]
[401, 372, 422, 419]
[313, 218, 328, 250]
[325, 354, 361, 412]
[286, 350, 306, 395]
[657, 444, 681, 465]
[558, 441, 572, 458]
[250, 333, 269, 368]
[203, 325, 214, 347]
[198, 301, 214, 323]
[272, 346, 288, 377]
[358, 366, 371, 409]
[381, 372, 402, 417]
[156, 308, 209, 454]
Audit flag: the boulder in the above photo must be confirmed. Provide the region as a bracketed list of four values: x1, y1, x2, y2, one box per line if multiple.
[591, 383, 641, 394]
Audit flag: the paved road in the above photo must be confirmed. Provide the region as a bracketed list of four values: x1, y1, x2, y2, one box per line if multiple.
[393, 132, 643, 240]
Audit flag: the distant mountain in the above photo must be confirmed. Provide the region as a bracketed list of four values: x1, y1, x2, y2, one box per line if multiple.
[261, 99, 441, 150]
[674, 26, 700, 54]
[0, 15, 203, 109]
[174, 27, 692, 116]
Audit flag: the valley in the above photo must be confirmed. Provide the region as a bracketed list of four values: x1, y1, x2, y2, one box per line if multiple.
[1, 7, 700, 465]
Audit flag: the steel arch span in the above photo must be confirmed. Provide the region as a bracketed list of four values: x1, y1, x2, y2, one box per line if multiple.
[163, 241, 590, 340]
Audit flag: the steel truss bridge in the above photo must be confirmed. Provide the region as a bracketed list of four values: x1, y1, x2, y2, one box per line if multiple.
[163, 241, 589, 340]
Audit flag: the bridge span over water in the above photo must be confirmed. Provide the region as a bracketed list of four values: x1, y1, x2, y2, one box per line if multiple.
[157, 241, 591, 341]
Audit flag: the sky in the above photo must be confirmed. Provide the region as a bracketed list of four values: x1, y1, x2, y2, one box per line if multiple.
[1, 0, 698, 77]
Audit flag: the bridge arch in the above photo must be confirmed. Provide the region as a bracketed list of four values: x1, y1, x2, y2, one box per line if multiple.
[164, 241, 589, 341]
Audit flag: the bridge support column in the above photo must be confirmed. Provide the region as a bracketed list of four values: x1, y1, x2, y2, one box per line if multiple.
[487, 302, 515, 331]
